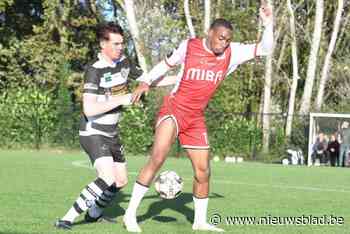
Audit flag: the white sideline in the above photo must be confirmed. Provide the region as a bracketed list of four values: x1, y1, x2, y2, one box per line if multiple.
[71, 160, 350, 194]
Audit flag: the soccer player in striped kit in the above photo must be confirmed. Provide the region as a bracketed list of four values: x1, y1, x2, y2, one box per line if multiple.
[123, 4, 273, 233]
[55, 22, 142, 230]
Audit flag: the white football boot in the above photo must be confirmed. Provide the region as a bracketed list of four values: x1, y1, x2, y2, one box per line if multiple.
[123, 212, 142, 233]
[192, 222, 225, 232]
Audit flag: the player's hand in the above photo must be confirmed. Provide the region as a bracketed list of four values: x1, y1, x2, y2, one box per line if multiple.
[259, 2, 272, 26]
[118, 93, 133, 106]
[132, 82, 149, 103]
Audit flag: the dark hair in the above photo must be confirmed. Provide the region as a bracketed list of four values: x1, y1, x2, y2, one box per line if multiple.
[210, 18, 233, 31]
[97, 22, 124, 42]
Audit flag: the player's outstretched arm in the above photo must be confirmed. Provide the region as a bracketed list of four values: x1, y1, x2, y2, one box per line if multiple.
[83, 93, 132, 117]
[132, 40, 188, 102]
[153, 64, 184, 87]
[227, 3, 273, 71]
[131, 74, 177, 99]
[255, 3, 273, 56]
[132, 60, 172, 102]
[153, 75, 178, 87]
[136, 60, 173, 85]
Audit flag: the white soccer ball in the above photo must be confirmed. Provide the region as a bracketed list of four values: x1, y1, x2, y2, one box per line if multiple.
[154, 171, 183, 199]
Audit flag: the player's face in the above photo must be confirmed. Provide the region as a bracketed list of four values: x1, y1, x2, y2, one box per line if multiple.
[208, 26, 232, 56]
[101, 33, 124, 61]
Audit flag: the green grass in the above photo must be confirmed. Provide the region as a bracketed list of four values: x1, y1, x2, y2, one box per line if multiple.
[0, 149, 349, 234]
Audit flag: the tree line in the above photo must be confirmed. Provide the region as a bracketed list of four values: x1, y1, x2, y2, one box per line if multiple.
[0, 0, 349, 159]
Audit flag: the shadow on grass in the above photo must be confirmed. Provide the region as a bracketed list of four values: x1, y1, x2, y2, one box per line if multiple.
[108, 191, 224, 224]
[73, 191, 224, 227]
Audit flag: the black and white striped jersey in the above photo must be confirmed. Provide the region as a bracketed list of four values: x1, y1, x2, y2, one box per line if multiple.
[79, 53, 143, 137]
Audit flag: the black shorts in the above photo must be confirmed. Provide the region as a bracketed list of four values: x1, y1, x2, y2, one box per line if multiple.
[80, 134, 125, 165]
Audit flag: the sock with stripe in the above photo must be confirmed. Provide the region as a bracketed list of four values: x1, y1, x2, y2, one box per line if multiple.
[88, 184, 120, 218]
[61, 177, 110, 223]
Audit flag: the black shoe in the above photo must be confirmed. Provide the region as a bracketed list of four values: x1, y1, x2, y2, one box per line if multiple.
[84, 212, 116, 223]
[54, 220, 72, 230]
[84, 211, 102, 223]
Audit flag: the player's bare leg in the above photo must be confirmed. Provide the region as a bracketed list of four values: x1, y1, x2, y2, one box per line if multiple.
[138, 118, 177, 185]
[187, 149, 224, 232]
[123, 117, 177, 232]
[187, 149, 210, 197]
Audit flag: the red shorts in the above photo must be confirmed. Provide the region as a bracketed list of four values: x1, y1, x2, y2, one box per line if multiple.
[156, 96, 209, 149]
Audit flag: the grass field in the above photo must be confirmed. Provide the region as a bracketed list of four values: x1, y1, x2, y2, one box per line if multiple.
[0, 149, 349, 234]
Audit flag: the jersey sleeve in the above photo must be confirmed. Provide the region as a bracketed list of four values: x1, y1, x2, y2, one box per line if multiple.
[164, 39, 189, 67]
[227, 42, 256, 75]
[83, 66, 100, 94]
[226, 23, 273, 76]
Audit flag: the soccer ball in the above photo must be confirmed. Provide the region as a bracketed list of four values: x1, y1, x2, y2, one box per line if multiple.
[154, 171, 183, 199]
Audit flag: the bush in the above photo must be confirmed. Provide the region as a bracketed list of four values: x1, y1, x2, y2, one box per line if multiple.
[118, 89, 161, 156]
[207, 114, 262, 159]
[50, 66, 81, 148]
[0, 87, 56, 148]
[0, 84, 305, 163]
[119, 105, 154, 155]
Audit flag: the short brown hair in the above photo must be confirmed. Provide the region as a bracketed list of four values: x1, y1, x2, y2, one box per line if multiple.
[97, 22, 124, 42]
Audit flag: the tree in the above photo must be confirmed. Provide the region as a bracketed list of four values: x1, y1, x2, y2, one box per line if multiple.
[123, 0, 148, 72]
[335, 7, 350, 53]
[215, 0, 222, 18]
[204, 0, 211, 34]
[285, 0, 301, 139]
[0, 0, 13, 12]
[315, 0, 344, 111]
[299, 0, 324, 115]
[184, 0, 196, 37]
[262, 0, 274, 153]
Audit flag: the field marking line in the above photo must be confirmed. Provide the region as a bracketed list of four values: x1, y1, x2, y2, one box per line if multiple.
[71, 160, 350, 194]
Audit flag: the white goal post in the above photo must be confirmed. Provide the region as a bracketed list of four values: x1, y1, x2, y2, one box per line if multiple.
[308, 112, 350, 166]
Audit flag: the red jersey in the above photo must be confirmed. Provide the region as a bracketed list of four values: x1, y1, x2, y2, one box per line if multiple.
[166, 38, 231, 113]
[149, 25, 273, 148]
[163, 37, 259, 115]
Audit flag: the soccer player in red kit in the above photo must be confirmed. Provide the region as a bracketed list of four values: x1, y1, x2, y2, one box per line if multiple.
[123, 4, 273, 233]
